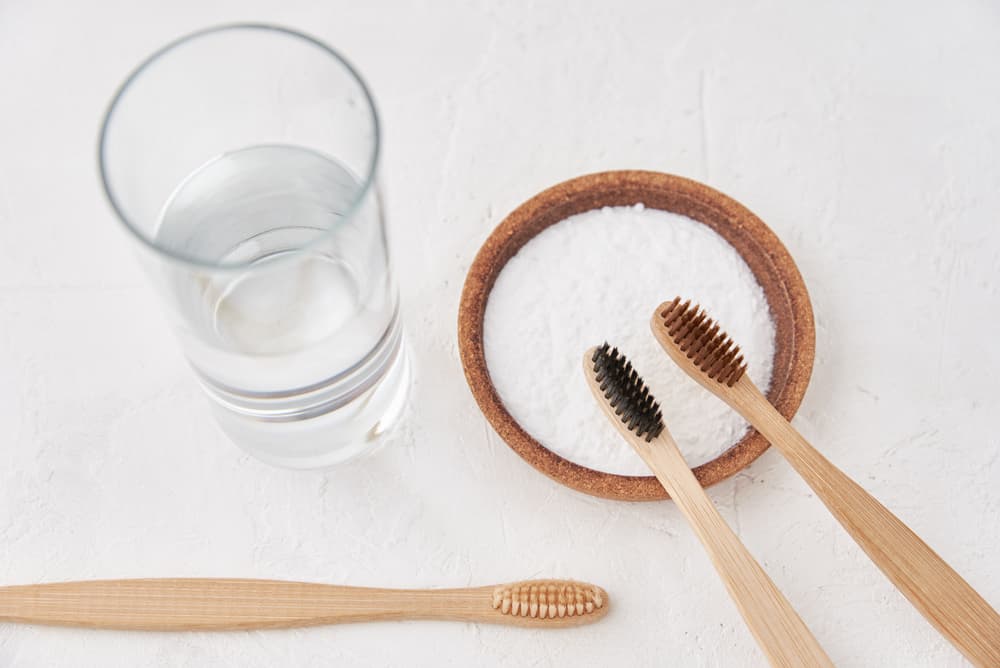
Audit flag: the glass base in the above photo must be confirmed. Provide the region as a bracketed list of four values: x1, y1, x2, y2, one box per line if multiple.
[204, 334, 411, 469]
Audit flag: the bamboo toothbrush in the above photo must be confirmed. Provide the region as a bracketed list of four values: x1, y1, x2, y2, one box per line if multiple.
[583, 343, 832, 667]
[651, 297, 1000, 667]
[0, 578, 607, 631]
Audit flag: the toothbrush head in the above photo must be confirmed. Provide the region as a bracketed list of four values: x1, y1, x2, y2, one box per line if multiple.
[586, 343, 664, 442]
[491, 580, 606, 620]
[652, 297, 747, 387]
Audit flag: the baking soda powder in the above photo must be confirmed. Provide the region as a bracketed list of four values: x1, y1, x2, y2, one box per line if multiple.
[484, 204, 775, 476]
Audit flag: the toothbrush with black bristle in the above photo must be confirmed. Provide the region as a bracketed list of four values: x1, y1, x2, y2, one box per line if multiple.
[583, 343, 832, 668]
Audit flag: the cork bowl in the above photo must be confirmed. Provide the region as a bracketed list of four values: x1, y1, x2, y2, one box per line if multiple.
[458, 171, 815, 501]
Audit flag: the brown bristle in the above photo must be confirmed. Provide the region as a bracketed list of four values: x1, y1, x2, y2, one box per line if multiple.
[658, 298, 748, 386]
[491, 580, 605, 618]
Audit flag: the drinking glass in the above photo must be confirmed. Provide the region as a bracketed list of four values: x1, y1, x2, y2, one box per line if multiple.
[99, 24, 410, 468]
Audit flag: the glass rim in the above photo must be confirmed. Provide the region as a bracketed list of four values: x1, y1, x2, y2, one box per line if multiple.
[97, 23, 382, 272]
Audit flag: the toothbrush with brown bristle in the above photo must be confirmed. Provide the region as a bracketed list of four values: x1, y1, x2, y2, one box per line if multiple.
[0, 578, 607, 630]
[651, 297, 1000, 667]
[583, 343, 833, 668]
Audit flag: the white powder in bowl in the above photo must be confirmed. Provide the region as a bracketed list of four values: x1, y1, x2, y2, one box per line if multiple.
[483, 204, 775, 476]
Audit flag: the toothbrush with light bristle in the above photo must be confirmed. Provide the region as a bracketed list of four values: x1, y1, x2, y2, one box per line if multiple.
[0, 578, 607, 630]
[651, 297, 1000, 667]
[583, 343, 832, 668]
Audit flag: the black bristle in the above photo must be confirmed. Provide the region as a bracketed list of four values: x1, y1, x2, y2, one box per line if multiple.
[590, 344, 665, 442]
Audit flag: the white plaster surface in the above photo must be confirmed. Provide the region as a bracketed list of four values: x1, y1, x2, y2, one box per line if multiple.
[1, 1, 999, 665]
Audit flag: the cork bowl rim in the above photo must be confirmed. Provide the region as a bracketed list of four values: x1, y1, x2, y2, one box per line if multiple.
[457, 170, 815, 501]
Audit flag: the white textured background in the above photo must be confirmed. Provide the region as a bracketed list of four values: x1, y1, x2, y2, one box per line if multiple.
[2, 1, 999, 666]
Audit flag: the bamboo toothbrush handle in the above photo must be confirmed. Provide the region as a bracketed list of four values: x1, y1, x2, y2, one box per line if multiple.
[0, 578, 609, 631]
[733, 380, 1000, 667]
[636, 435, 833, 668]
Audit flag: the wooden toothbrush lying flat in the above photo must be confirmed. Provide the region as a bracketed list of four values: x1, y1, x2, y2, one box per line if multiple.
[0, 578, 607, 630]
[651, 297, 1000, 667]
[583, 343, 832, 667]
